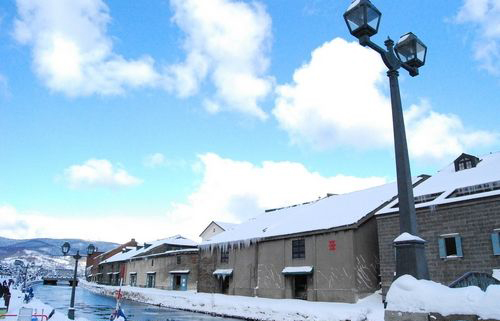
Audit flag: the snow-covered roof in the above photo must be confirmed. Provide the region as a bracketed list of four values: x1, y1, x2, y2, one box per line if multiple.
[133, 248, 198, 260]
[214, 221, 238, 231]
[282, 266, 313, 275]
[199, 221, 238, 237]
[213, 269, 233, 276]
[394, 233, 425, 243]
[169, 270, 190, 274]
[101, 235, 198, 264]
[203, 180, 406, 246]
[378, 152, 500, 215]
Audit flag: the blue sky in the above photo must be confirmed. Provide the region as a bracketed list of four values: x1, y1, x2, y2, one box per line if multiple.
[1, 0, 499, 243]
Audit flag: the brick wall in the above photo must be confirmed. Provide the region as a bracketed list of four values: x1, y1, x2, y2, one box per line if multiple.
[377, 196, 500, 296]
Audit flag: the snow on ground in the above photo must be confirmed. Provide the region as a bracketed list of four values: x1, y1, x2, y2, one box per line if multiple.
[386, 275, 500, 319]
[81, 280, 384, 321]
[2, 287, 89, 321]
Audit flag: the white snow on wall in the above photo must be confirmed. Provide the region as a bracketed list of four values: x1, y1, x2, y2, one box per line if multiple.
[386, 275, 500, 319]
[378, 152, 500, 214]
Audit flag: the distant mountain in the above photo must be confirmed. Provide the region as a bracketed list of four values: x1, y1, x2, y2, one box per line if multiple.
[0, 237, 118, 259]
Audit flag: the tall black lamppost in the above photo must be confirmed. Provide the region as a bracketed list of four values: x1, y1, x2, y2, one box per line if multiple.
[61, 242, 96, 320]
[343, 0, 429, 280]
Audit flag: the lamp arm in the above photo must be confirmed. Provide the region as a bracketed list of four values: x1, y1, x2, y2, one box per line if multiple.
[401, 62, 419, 77]
[360, 35, 420, 77]
[359, 36, 400, 71]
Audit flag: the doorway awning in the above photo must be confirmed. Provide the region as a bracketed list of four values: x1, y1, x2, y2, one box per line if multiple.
[213, 269, 233, 276]
[282, 266, 313, 275]
[169, 270, 190, 274]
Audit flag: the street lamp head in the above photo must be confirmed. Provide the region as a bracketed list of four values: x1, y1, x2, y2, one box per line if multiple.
[394, 32, 427, 69]
[87, 244, 96, 256]
[61, 242, 71, 256]
[343, 0, 381, 39]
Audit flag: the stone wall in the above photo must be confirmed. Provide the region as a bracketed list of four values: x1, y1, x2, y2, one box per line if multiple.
[124, 252, 199, 290]
[197, 217, 380, 303]
[377, 196, 500, 296]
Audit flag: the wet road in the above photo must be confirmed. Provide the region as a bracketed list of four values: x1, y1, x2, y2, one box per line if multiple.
[32, 284, 242, 321]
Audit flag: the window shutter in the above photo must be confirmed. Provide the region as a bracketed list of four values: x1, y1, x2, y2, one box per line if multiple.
[492, 233, 500, 256]
[438, 238, 446, 258]
[455, 235, 463, 257]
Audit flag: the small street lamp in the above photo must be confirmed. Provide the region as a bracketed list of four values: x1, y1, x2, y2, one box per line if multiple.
[61, 242, 96, 320]
[344, 0, 429, 280]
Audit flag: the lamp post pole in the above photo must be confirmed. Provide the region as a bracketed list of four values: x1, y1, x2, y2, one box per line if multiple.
[68, 251, 82, 320]
[343, 0, 429, 280]
[61, 242, 95, 320]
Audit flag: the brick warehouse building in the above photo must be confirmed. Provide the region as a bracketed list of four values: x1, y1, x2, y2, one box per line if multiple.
[198, 179, 429, 303]
[98, 235, 199, 290]
[86, 238, 138, 282]
[376, 152, 500, 296]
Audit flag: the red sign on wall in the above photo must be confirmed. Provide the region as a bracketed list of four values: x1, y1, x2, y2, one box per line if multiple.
[328, 240, 336, 251]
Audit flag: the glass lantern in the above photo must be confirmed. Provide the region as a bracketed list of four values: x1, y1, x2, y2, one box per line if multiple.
[343, 0, 381, 39]
[395, 32, 427, 68]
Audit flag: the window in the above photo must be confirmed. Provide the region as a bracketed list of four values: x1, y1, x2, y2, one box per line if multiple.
[177, 256, 181, 264]
[221, 249, 229, 263]
[438, 234, 463, 258]
[151, 259, 154, 266]
[129, 273, 137, 286]
[147, 273, 156, 288]
[292, 239, 305, 259]
[492, 230, 500, 256]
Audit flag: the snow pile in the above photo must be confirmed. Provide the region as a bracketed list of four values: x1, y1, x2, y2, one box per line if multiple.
[386, 275, 500, 319]
[81, 280, 384, 321]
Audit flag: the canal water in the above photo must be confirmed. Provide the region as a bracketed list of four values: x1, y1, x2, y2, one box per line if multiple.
[32, 284, 242, 321]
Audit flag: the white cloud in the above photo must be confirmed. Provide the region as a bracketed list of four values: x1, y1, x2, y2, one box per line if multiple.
[405, 101, 498, 159]
[9, 154, 387, 242]
[13, 0, 160, 96]
[273, 37, 498, 160]
[162, 153, 387, 240]
[62, 159, 142, 189]
[456, 0, 500, 75]
[166, 0, 273, 119]
[0, 204, 163, 243]
[143, 153, 166, 168]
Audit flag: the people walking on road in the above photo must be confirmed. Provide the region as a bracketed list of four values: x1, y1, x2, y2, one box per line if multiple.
[2, 282, 11, 310]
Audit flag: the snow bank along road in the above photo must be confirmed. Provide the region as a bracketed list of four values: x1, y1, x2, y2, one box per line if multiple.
[3, 288, 88, 321]
[81, 280, 384, 321]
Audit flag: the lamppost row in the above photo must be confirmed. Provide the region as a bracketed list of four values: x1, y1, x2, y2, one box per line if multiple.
[61, 242, 96, 320]
[343, 0, 429, 280]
